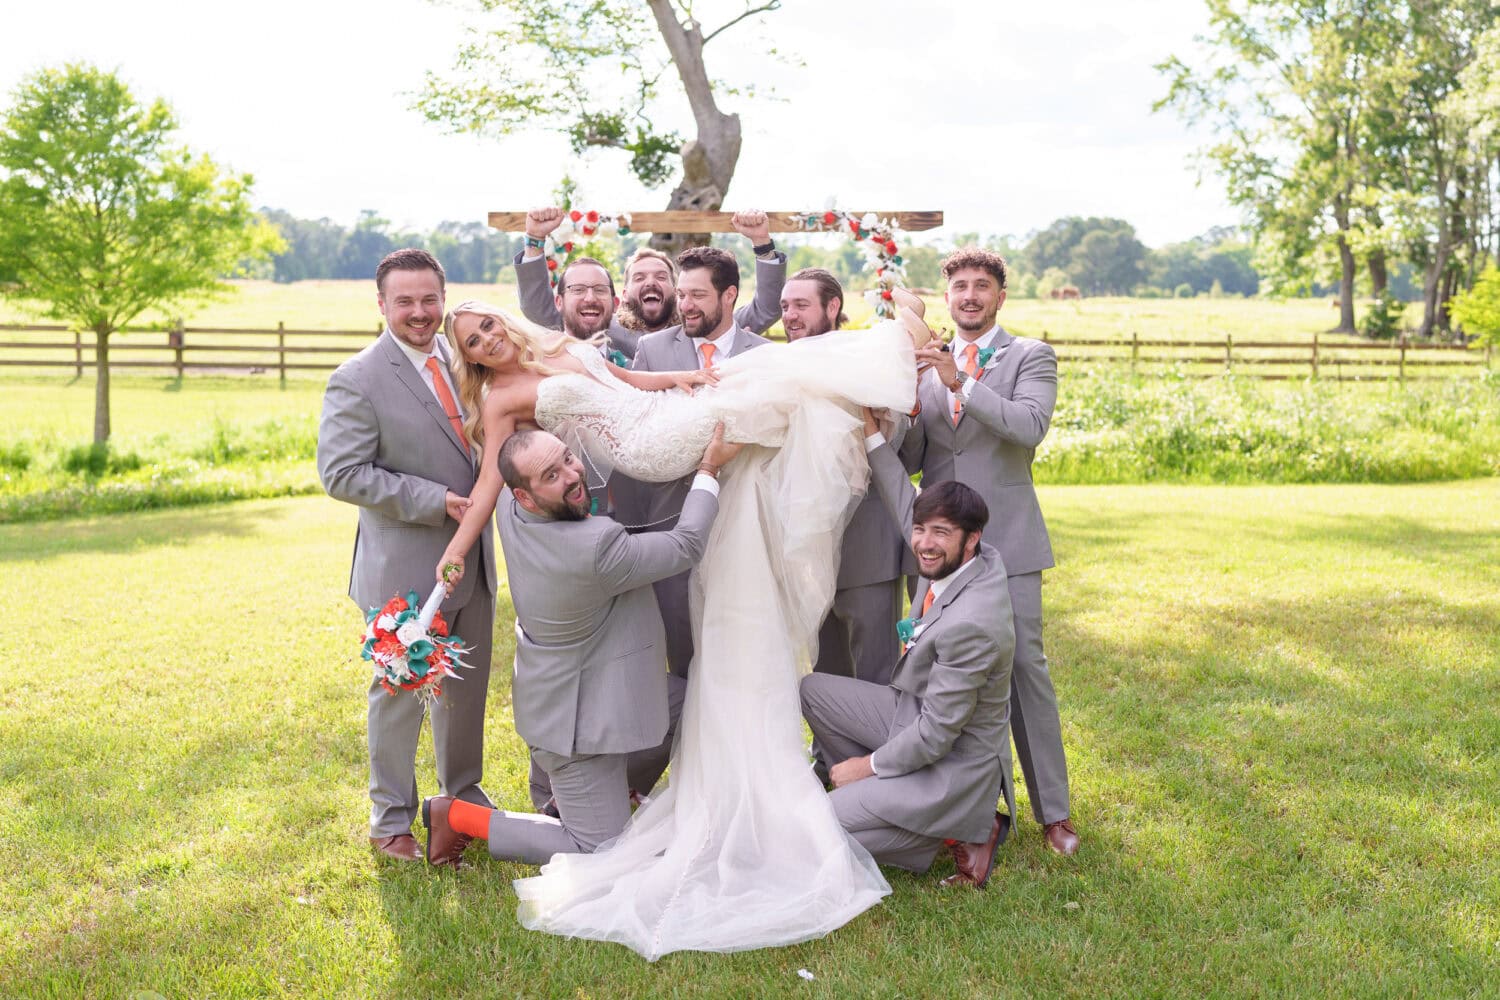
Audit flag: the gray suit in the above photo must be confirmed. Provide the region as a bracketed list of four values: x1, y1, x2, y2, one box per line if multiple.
[899, 327, 1070, 825]
[511, 249, 788, 360]
[486, 484, 719, 863]
[317, 331, 497, 837]
[802, 440, 1016, 871]
[816, 416, 913, 686]
[615, 324, 773, 678]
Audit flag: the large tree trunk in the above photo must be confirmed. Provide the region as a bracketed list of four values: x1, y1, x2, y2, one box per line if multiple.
[93, 326, 111, 444]
[646, 0, 743, 256]
[1420, 243, 1450, 338]
[1334, 233, 1357, 333]
[1368, 249, 1388, 297]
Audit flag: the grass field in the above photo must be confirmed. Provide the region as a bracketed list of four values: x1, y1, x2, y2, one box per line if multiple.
[3, 481, 1496, 998]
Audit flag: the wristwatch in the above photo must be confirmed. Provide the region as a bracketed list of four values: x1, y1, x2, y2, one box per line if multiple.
[948, 370, 970, 393]
[524, 234, 546, 250]
[752, 239, 776, 258]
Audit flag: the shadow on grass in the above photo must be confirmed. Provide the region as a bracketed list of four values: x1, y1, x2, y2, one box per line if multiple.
[0, 498, 297, 562]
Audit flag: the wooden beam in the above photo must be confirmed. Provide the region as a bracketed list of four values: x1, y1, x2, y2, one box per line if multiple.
[487, 210, 944, 234]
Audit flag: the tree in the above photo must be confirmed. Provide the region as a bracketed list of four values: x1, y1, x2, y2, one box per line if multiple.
[1157, 0, 1404, 331]
[418, 0, 784, 254]
[0, 65, 280, 443]
[1022, 217, 1144, 295]
[1449, 263, 1500, 346]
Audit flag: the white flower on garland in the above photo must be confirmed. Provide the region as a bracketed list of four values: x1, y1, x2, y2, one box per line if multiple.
[788, 202, 909, 319]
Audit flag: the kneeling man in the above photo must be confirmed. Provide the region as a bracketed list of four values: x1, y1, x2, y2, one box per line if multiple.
[800, 412, 1016, 886]
[424, 425, 740, 866]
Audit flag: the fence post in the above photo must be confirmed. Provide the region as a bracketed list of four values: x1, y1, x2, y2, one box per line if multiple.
[1311, 331, 1319, 379]
[1398, 336, 1406, 386]
[1225, 333, 1233, 374]
[1131, 331, 1139, 374]
[171, 317, 185, 378]
[278, 321, 287, 388]
[74, 328, 84, 378]
[1042, 329, 1049, 344]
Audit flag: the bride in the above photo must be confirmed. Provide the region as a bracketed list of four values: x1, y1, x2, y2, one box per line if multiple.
[437, 299, 924, 960]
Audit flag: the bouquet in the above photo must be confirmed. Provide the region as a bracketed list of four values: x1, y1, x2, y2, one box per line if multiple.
[361, 583, 471, 703]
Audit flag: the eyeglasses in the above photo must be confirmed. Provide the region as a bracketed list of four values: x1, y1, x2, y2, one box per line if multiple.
[563, 283, 613, 297]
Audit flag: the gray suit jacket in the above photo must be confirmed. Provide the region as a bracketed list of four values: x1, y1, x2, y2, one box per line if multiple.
[497, 485, 719, 757]
[611, 324, 772, 532]
[837, 415, 913, 589]
[899, 327, 1056, 577]
[317, 331, 496, 611]
[864, 440, 1016, 843]
[512, 249, 789, 360]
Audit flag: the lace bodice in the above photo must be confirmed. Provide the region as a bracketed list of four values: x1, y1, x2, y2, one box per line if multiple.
[534, 344, 721, 483]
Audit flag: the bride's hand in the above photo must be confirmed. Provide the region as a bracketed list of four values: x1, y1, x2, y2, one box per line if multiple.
[861, 407, 880, 437]
[671, 367, 720, 394]
[437, 552, 465, 594]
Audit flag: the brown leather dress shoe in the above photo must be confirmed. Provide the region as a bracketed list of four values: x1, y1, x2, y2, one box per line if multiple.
[369, 832, 423, 862]
[941, 811, 1008, 888]
[421, 796, 471, 867]
[1044, 818, 1080, 856]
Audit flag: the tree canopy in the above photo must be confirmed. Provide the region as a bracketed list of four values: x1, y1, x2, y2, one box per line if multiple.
[0, 64, 281, 443]
[417, 0, 784, 252]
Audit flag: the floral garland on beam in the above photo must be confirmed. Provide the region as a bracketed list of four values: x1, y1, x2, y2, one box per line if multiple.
[789, 206, 907, 319]
[545, 209, 633, 289]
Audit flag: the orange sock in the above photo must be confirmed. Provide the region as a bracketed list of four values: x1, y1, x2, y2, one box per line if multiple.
[447, 798, 493, 840]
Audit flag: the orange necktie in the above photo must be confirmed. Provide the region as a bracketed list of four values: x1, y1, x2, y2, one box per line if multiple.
[699, 342, 717, 369]
[952, 342, 980, 423]
[920, 588, 936, 619]
[424, 356, 470, 454]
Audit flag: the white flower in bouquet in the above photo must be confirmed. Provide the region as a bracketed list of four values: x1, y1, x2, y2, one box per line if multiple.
[377, 614, 398, 632]
[396, 620, 428, 648]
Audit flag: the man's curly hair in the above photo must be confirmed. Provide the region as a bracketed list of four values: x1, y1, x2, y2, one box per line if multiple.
[940, 247, 1008, 290]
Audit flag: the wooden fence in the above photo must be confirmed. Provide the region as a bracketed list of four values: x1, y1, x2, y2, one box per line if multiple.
[0, 322, 1492, 382]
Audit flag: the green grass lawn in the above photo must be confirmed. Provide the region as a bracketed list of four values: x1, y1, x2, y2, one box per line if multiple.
[3, 481, 1495, 998]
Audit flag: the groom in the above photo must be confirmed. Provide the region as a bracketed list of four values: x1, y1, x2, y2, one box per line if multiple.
[317, 248, 496, 861]
[800, 412, 1016, 886]
[618, 245, 774, 679]
[423, 425, 741, 865]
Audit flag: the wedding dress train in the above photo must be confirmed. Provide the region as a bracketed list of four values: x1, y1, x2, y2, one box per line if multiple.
[520, 322, 915, 959]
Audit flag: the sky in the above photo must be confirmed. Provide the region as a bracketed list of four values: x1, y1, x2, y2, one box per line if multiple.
[0, 0, 1239, 248]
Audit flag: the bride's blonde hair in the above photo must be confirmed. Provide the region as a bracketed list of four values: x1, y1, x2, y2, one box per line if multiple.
[442, 300, 572, 449]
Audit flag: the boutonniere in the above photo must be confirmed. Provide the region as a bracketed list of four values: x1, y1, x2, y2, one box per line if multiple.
[608, 349, 629, 368]
[589, 496, 599, 516]
[977, 346, 998, 369]
[896, 616, 919, 653]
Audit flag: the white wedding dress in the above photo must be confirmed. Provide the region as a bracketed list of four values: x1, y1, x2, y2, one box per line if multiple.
[520, 322, 915, 960]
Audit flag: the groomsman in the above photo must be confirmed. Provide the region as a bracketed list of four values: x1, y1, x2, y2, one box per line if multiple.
[317, 248, 496, 862]
[801, 418, 1015, 885]
[900, 247, 1079, 856]
[514, 208, 787, 360]
[781, 267, 910, 685]
[620, 244, 774, 678]
[422, 426, 741, 866]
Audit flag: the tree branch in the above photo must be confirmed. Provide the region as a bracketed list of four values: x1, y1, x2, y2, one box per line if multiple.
[702, 1, 780, 46]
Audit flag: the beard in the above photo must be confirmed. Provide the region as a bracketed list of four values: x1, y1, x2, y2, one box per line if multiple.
[921, 535, 974, 581]
[538, 494, 590, 521]
[616, 297, 681, 333]
[682, 301, 725, 339]
[621, 286, 677, 331]
[562, 303, 612, 340]
[952, 302, 997, 334]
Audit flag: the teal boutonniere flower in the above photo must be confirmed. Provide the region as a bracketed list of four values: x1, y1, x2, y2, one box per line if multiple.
[608, 349, 629, 368]
[896, 617, 916, 647]
[589, 496, 599, 516]
[976, 346, 997, 368]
